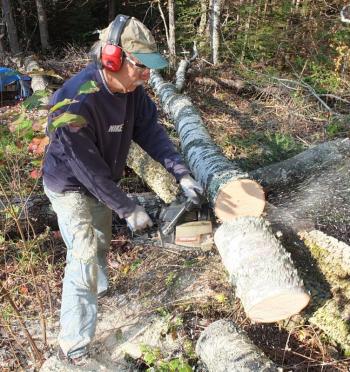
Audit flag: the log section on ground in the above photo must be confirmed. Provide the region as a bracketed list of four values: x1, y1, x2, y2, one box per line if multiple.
[250, 138, 350, 191]
[126, 141, 180, 203]
[196, 320, 279, 372]
[297, 230, 350, 353]
[0, 192, 163, 236]
[23, 55, 49, 96]
[214, 217, 310, 322]
[149, 70, 265, 222]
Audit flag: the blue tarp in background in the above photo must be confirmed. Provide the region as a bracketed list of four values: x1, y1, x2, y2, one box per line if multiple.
[0, 67, 32, 99]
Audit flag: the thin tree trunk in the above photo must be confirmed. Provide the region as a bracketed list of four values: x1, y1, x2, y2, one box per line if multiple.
[212, 0, 222, 64]
[198, 0, 208, 35]
[34, 0, 50, 51]
[168, 0, 176, 67]
[1, 0, 20, 54]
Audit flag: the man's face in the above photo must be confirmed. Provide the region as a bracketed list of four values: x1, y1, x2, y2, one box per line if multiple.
[123, 53, 150, 92]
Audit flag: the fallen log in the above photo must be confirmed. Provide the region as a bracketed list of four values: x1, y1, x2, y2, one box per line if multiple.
[0, 192, 163, 236]
[23, 55, 49, 97]
[149, 70, 265, 222]
[126, 142, 179, 203]
[214, 217, 310, 322]
[196, 320, 279, 371]
[250, 138, 350, 191]
[297, 230, 350, 353]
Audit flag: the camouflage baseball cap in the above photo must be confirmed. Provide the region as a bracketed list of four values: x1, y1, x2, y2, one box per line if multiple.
[100, 16, 168, 69]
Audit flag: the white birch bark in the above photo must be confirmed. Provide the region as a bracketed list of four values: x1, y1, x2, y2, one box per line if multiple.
[214, 217, 309, 322]
[212, 0, 222, 64]
[196, 320, 279, 371]
[168, 0, 176, 67]
[149, 70, 265, 222]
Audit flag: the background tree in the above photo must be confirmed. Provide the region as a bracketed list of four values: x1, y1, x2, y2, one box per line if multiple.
[1, 0, 20, 54]
[35, 0, 50, 51]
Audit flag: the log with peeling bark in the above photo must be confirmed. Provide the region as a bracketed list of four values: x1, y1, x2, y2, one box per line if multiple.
[214, 217, 310, 322]
[296, 230, 350, 353]
[0, 192, 163, 236]
[250, 138, 350, 191]
[126, 142, 180, 203]
[149, 70, 265, 222]
[23, 55, 49, 96]
[196, 320, 279, 371]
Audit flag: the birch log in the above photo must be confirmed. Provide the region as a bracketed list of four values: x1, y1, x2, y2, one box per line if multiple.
[127, 142, 179, 203]
[250, 138, 350, 190]
[149, 70, 265, 222]
[23, 55, 49, 96]
[214, 218, 310, 322]
[196, 320, 279, 372]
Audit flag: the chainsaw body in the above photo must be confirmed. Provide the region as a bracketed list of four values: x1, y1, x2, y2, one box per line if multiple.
[158, 196, 214, 250]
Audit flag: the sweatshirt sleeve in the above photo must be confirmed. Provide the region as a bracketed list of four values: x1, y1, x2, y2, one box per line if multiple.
[51, 102, 136, 218]
[133, 87, 190, 182]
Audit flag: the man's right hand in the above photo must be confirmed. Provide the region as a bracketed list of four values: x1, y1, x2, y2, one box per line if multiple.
[125, 205, 153, 231]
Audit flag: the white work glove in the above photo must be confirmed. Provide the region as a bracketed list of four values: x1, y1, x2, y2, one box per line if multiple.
[179, 174, 204, 204]
[125, 205, 153, 231]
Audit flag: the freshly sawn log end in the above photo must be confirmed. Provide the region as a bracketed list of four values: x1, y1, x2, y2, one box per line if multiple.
[214, 217, 310, 322]
[196, 320, 279, 372]
[214, 178, 265, 221]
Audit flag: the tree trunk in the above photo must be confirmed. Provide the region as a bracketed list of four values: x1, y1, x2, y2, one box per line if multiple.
[168, 0, 176, 67]
[212, 0, 222, 64]
[198, 0, 208, 35]
[34, 0, 50, 52]
[149, 70, 265, 222]
[214, 217, 309, 322]
[1, 0, 20, 54]
[196, 320, 279, 371]
[127, 141, 180, 203]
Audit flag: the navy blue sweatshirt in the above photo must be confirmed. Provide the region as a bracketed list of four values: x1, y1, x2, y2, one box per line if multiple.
[43, 64, 189, 218]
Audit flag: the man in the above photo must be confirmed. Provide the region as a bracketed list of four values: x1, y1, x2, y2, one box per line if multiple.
[43, 15, 203, 364]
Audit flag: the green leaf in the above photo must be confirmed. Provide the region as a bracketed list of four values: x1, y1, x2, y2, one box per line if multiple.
[22, 90, 50, 110]
[10, 113, 33, 137]
[49, 98, 77, 114]
[77, 80, 100, 95]
[49, 112, 87, 132]
[31, 160, 42, 167]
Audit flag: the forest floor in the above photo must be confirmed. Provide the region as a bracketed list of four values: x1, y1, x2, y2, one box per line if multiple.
[1, 51, 350, 371]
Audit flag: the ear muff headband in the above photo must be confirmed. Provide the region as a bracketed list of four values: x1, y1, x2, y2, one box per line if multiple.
[101, 14, 130, 72]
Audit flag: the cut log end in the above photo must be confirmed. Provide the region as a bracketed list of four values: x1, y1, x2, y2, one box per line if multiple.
[248, 291, 310, 323]
[214, 179, 265, 221]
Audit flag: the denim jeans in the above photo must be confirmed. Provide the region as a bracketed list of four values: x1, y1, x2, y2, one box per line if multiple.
[44, 184, 112, 358]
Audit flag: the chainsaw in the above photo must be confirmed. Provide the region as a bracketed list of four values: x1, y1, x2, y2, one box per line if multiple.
[158, 192, 214, 251]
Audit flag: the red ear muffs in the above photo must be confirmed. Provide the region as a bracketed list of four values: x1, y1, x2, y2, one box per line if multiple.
[101, 44, 123, 72]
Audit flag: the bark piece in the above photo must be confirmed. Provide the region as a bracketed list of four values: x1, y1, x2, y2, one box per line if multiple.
[214, 217, 310, 322]
[196, 320, 279, 371]
[126, 142, 179, 203]
[149, 71, 265, 222]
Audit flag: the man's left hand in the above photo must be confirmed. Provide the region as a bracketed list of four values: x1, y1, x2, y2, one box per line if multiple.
[180, 174, 204, 204]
